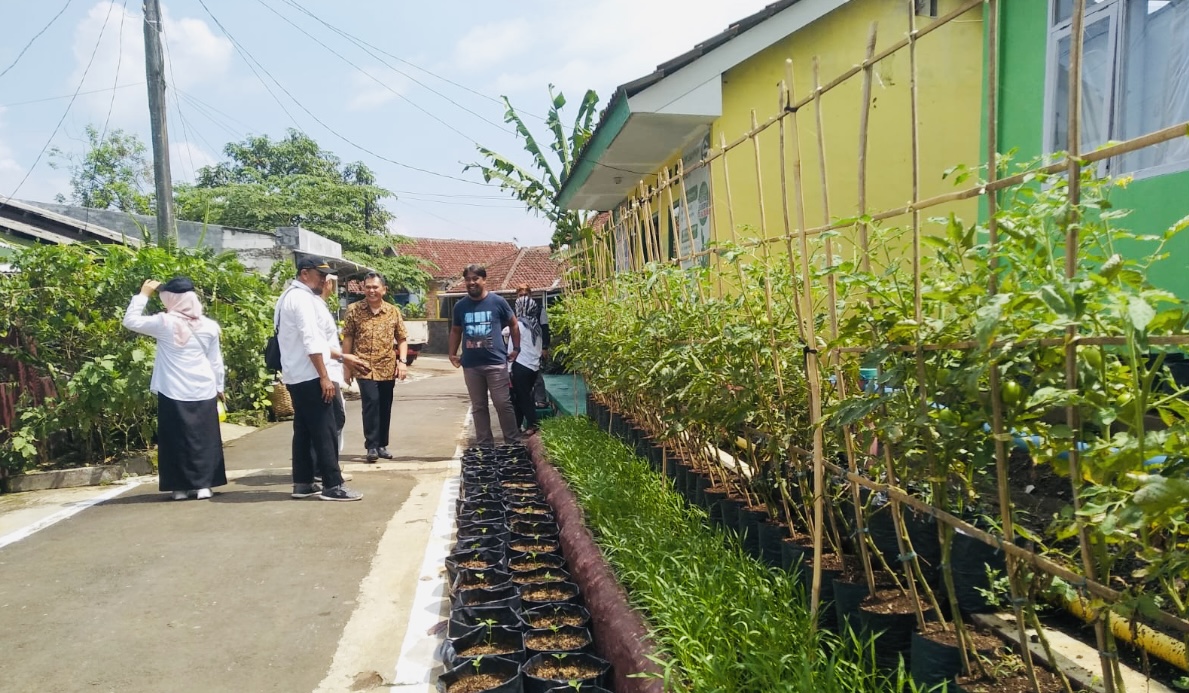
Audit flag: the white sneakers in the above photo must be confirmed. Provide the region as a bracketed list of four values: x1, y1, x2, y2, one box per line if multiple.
[170, 488, 213, 501]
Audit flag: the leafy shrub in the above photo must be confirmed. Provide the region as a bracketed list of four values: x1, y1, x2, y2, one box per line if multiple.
[0, 244, 277, 472]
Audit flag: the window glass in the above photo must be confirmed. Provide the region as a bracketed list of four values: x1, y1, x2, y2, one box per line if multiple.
[1118, 0, 1189, 172]
[1051, 17, 1114, 153]
[1054, 0, 1113, 25]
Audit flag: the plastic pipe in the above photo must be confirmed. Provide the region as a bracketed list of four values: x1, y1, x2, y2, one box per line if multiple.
[1063, 594, 1189, 671]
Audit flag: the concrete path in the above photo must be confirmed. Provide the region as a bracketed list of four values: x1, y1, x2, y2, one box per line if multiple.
[0, 355, 480, 693]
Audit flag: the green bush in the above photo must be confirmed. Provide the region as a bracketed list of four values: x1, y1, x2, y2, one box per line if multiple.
[0, 244, 277, 472]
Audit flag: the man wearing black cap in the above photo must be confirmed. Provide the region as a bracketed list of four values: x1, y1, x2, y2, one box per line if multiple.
[276, 256, 370, 501]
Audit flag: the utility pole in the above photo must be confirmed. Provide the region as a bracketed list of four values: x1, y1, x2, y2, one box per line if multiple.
[142, 0, 176, 248]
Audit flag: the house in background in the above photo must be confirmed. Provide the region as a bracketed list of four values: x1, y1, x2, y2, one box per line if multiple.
[391, 237, 563, 353]
[558, 0, 985, 274]
[993, 0, 1189, 298]
[0, 198, 376, 279]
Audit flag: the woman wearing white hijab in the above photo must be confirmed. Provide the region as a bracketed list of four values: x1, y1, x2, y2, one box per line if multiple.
[123, 276, 227, 500]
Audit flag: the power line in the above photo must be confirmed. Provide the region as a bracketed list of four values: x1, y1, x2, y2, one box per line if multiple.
[83, 0, 130, 228]
[396, 199, 491, 238]
[177, 91, 243, 142]
[0, 0, 76, 81]
[277, 0, 530, 130]
[195, 0, 494, 187]
[160, 14, 199, 181]
[174, 87, 255, 135]
[0, 82, 144, 109]
[3, 0, 117, 203]
[258, 0, 511, 142]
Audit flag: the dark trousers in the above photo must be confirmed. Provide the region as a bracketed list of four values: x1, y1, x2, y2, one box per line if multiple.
[357, 378, 395, 449]
[288, 378, 344, 488]
[511, 362, 540, 430]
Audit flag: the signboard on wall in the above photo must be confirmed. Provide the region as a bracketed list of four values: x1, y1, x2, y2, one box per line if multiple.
[671, 133, 713, 269]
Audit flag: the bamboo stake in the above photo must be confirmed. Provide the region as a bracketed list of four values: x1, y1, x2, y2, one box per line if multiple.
[783, 58, 828, 625]
[813, 52, 877, 594]
[1064, 1, 1117, 690]
[857, 22, 878, 270]
[720, 133, 740, 247]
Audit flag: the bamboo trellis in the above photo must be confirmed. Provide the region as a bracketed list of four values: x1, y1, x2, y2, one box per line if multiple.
[563, 0, 1189, 688]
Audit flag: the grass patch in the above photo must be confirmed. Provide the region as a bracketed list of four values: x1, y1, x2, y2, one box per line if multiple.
[541, 416, 915, 693]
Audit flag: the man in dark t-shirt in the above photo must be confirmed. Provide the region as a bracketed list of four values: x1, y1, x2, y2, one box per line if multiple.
[449, 264, 522, 446]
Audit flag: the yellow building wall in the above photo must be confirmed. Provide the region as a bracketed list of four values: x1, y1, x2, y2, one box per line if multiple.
[699, 0, 984, 272]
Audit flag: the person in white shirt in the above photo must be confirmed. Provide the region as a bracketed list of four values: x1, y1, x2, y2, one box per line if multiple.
[122, 276, 226, 501]
[277, 257, 370, 501]
[510, 292, 544, 435]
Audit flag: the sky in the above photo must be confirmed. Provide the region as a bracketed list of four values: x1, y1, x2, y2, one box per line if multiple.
[0, 0, 776, 247]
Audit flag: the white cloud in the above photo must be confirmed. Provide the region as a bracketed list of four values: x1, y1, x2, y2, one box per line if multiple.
[169, 139, 218, 183]
[346, 68, 407, 112]
[456, 0, 776, 101]
[68, 1, 233, 125]
[0, 107, 70, 203]
[453, 19, 532, 72]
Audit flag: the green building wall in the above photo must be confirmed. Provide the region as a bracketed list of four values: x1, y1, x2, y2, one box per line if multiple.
[994, 1, 1189, 298]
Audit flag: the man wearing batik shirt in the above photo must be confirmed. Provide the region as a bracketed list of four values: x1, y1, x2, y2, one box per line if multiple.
[342, 272, 408, 462]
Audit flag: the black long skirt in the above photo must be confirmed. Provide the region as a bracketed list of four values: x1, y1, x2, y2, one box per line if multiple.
[157, 394, 227, 492]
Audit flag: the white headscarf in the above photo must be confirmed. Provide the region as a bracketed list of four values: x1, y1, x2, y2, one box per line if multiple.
[159, 291, 204, 347]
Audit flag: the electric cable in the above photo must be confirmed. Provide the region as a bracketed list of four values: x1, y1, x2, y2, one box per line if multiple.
[195, 0, 496, 187]
[83, 0, 131, 228]
[160, 15, 200, 180]
[258, 0, 511, 140]
[0, 0, 77, 81]
[3, 0, 117, 203]
[0, 83, 143, 109]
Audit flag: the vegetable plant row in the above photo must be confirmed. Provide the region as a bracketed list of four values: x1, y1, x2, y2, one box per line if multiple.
[555, 164, 1189, 691]
[540, 416, 914, 693]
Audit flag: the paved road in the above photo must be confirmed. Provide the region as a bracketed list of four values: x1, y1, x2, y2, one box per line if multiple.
[0, 356, 474, 693]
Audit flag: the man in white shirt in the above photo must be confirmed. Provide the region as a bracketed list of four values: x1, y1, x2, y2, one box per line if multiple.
[277, 256, 370, 501]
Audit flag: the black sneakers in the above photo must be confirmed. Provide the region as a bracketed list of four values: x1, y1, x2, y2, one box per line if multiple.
[291, 483, 323, 499]
[320, 485, 363, 502]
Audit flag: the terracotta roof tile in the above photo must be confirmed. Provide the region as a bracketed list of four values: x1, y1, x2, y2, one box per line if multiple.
[445, 246, 562, 293]
[393, 237, 519, 280]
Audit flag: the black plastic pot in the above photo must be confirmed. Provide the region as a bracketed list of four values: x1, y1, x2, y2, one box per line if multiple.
[689, 473, 712, 507]
[446, 548, 506, 583]
[508, 520, 559, 536]
[545, 687, 612, 693]
[510, 567, 571, 586]
[457, 523, 510, 543]
[909, 629, 999, 688]
[437, 654, 521, 693]
[521, 603, 591, 631]
[858, 596, 935, 670]
[523, 625, 593, 659]
[757, 521, 790, 568]
[718, 497, 745, 536]
[519, 580, 582, 609]
[508, 538, 561, 555]
[832, 578, 871, 634]
[453, 535, 506, 555]
[445, 625, 525, 668]
[672, 462, 689, 494]
[447, 604, 523, 640]
[452, 583, 520, 611]
[737, 506, 768, 559]
[506, 501, 553, 517]
[950, 530, 1007, 614]
[453, 567, 513, 592]
[703, 489, 727, 524]
[508, 552, 567, 574]
[780, 539, 809, 575]
[507, 547, 565, 568]
[522, 652, 611, 693]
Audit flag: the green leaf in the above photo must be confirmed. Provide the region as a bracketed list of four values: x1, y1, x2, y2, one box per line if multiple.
[1127, 296, 1155, 331]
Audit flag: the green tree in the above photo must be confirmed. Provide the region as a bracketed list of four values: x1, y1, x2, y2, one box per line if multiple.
[175, 130, 427, 290]
[49, 125, 153, 214]
[466, 85, 599, 249]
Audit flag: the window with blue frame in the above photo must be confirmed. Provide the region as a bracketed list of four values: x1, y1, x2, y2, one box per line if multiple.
[1045, 0, 1189, 178]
